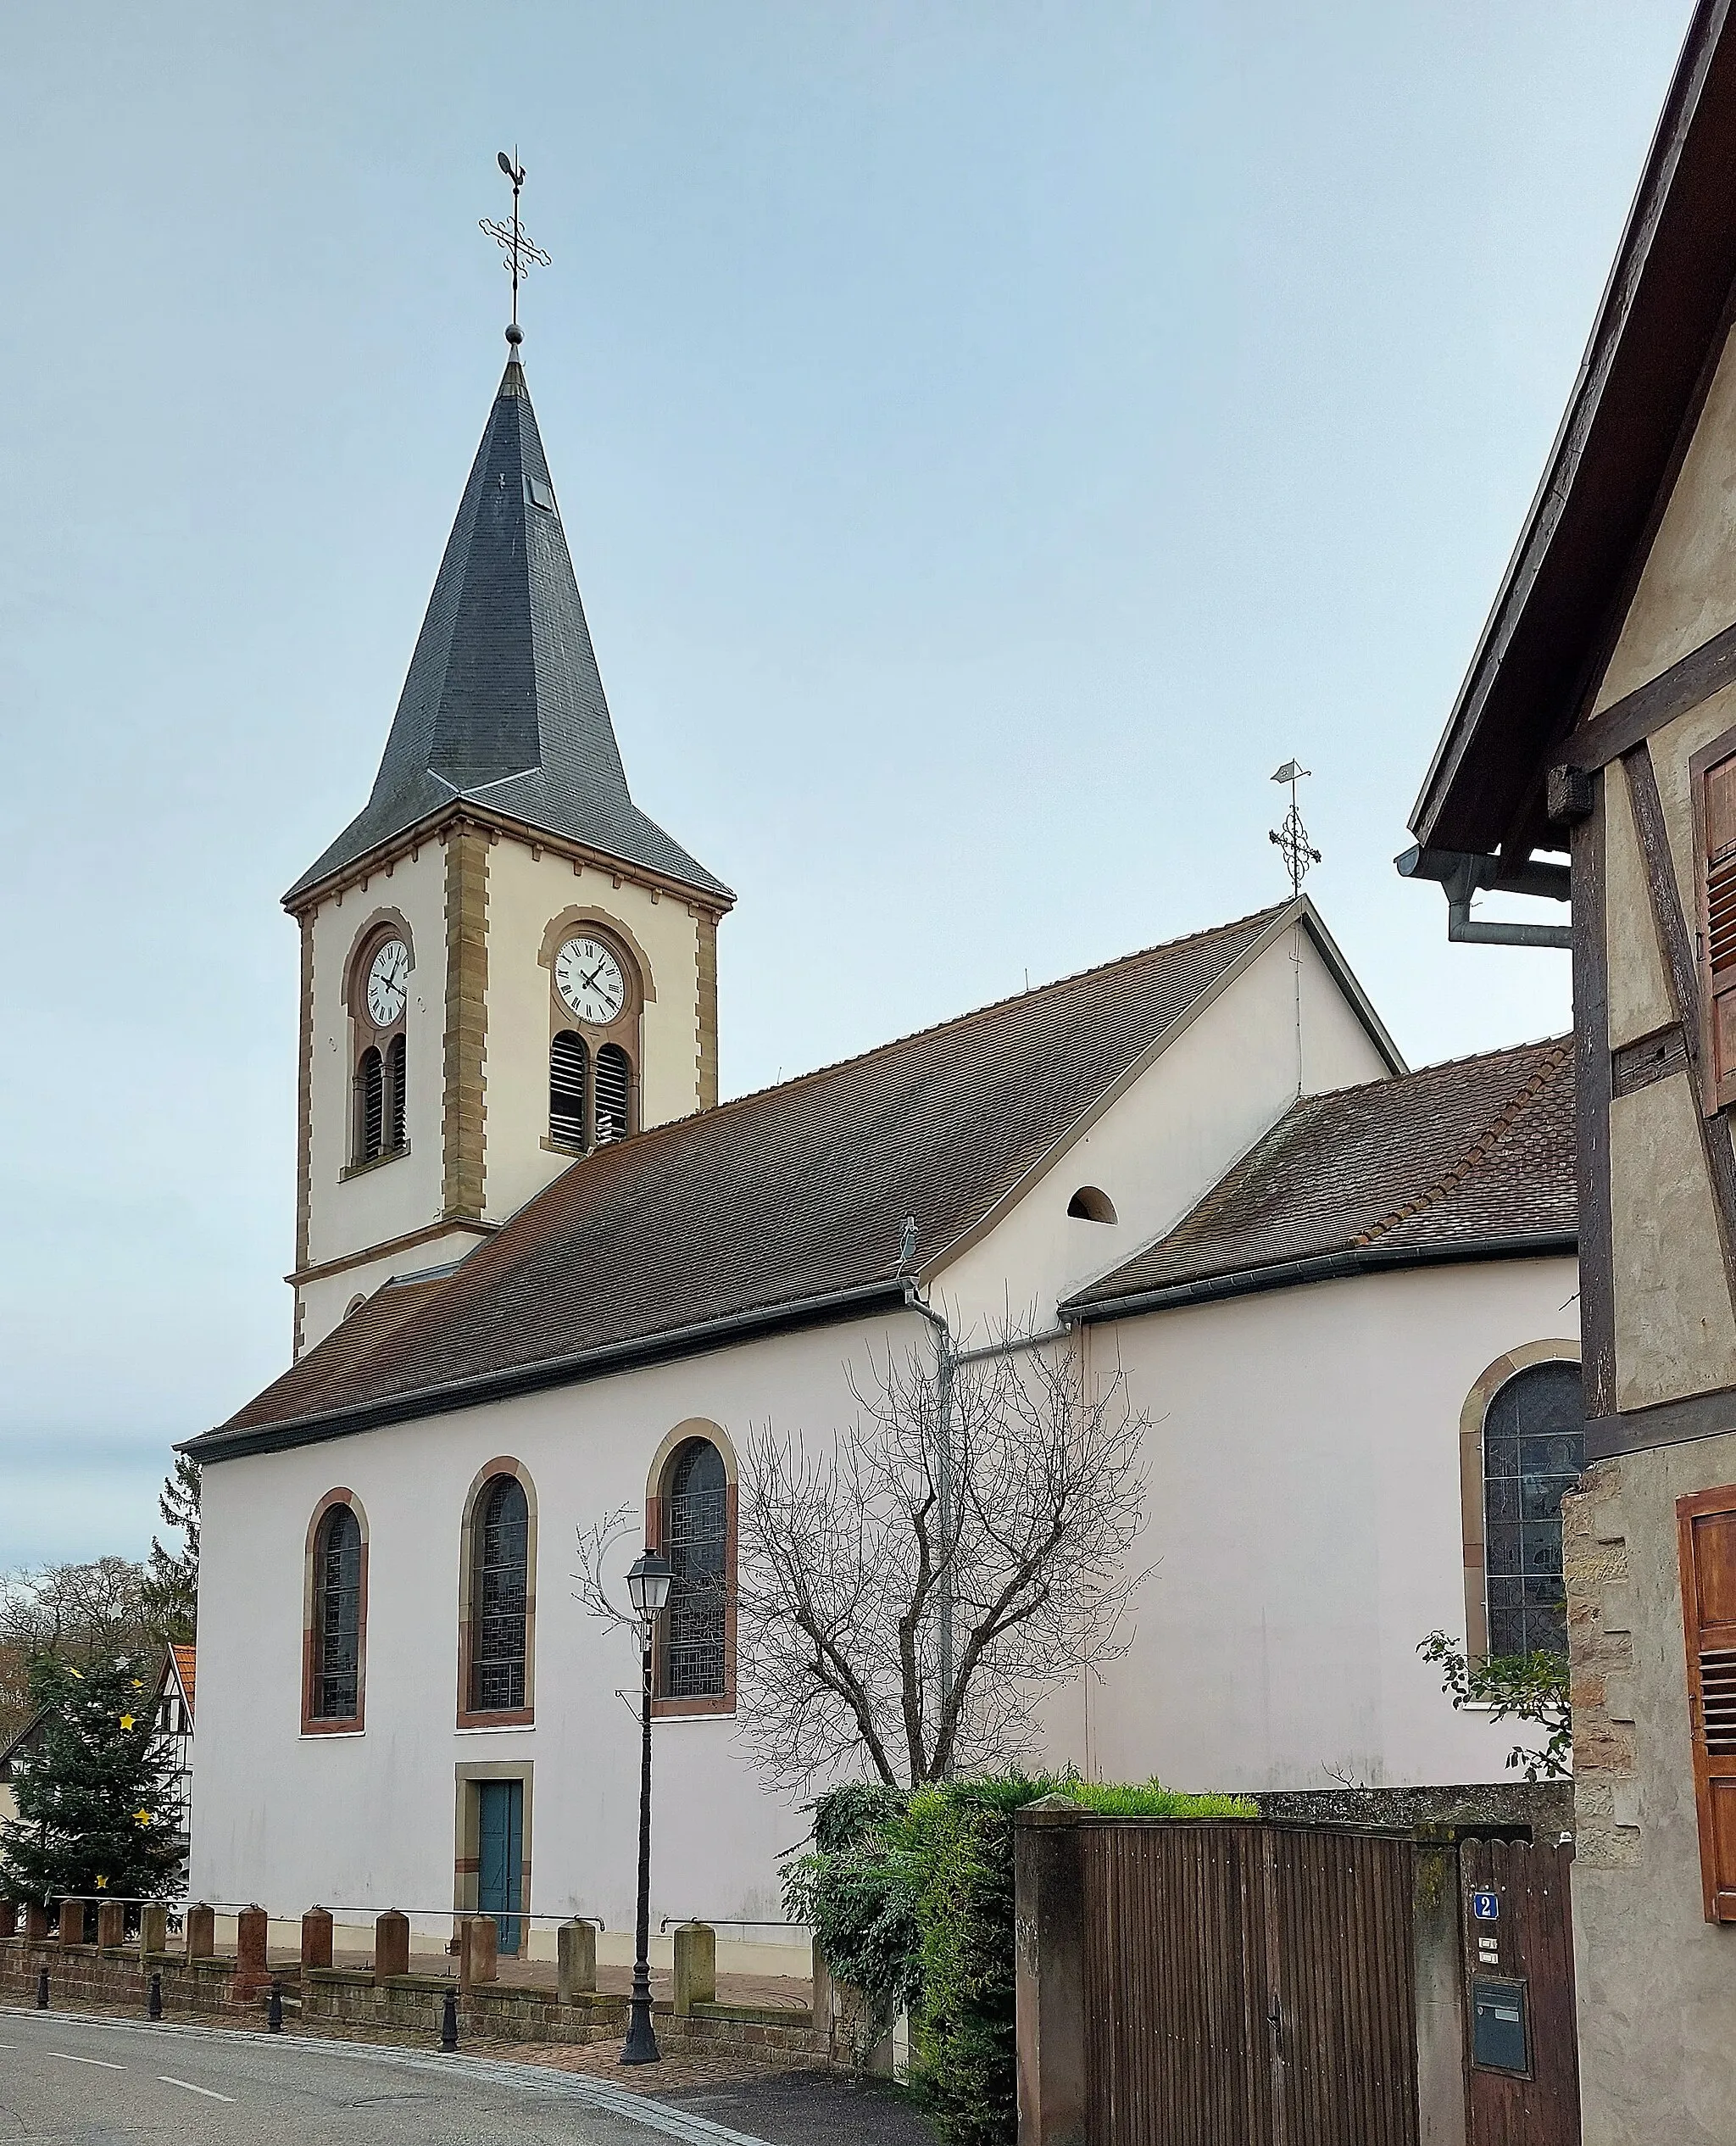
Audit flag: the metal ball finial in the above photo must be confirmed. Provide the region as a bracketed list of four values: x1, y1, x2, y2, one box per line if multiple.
[505, 323, 523, 347]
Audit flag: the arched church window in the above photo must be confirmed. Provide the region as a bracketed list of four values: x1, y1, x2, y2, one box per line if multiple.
[311, 1505, 364, 1720]
[659, 1438, 728, 1701]
[550, 1031, 588, 1148]
[1482, 1361, 1584, 1658]
[471, 1475, 530, 1714]
[356, 1047, 385, 1162]
[595, 1044, 632, 1144]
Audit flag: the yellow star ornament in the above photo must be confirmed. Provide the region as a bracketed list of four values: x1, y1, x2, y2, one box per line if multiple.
[95, 1875, 108, 1890]
[134, 1809, 153, 1826]
[120, 1714, 135, 1731]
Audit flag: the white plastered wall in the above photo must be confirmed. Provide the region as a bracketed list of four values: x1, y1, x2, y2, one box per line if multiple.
[1062, 1257, 1582, 1792]
[938, 922, 1394, 1334]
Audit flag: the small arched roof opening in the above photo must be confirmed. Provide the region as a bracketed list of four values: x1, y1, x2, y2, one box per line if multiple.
[1067, 1186, 1117, 1223]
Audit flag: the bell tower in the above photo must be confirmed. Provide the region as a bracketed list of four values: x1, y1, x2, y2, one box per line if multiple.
[284, 337, 732, 1357]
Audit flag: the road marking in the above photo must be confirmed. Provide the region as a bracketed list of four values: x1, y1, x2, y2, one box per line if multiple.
[159, 2076, 236, 2102]
[48, 2052, 124, 2069]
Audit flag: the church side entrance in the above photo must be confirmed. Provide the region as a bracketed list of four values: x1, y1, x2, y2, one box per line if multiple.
[454, 1763, 531, 1959]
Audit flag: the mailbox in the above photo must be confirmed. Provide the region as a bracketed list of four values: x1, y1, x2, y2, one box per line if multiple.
[1472, 1976, 1529, 2075]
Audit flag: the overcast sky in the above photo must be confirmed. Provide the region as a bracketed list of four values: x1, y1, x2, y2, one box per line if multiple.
[0, 3, 1691, 1568]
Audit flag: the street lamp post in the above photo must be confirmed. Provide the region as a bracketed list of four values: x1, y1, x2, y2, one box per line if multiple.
[621, 1550, 673, 2066]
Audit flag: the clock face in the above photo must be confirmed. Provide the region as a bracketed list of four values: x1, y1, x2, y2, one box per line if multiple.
[554, 935, 627, 1025]
[366, 939, 409, 1027]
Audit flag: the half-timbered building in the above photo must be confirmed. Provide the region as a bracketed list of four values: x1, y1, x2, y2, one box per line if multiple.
[1406, 5, 1736, 2134]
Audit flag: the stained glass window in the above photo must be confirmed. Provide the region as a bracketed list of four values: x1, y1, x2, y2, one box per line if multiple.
[1483, 1362, 1584, 1658]
[472, 1476, 529, 1712]
[663, 1440, 727, 1699]
[312, 1505, 362, 1720]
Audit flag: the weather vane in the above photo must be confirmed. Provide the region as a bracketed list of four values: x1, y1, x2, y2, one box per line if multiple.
[1269, 761, 1321, 896]
[479, 149, 552, 348]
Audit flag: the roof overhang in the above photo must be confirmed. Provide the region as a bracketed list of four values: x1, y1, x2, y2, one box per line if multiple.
[1410, 0, 1736, 861]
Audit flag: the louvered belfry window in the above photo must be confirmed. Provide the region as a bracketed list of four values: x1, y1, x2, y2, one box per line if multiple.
[1699, 747, 1736, 1110]
[1678, 1486, 1736, 1921]
[357, 1047, 385, 1162]
[595, 1043, 632, 1145]
[472, 1475, 529, 1713]
[662, 1439, 727, 1699]
[550, 1030, 588, 1147]
[312, 1504, 363, 1720]
[385, 1034, 407, 1151]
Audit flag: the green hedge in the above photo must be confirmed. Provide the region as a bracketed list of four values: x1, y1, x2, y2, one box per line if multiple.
[785, 1774, 1255, 2146]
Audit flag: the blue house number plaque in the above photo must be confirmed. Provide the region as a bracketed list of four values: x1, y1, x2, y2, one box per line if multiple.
[1472, 1891, 1500, 1921]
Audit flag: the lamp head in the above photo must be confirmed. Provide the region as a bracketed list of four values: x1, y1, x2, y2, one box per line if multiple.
[626, 1551, 674, 1619]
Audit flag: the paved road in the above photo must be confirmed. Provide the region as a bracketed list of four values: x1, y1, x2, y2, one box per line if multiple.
[0, 2008, 774, 2144]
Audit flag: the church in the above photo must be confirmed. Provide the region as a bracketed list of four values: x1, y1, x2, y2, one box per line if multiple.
[183, 327, 1581, 1968]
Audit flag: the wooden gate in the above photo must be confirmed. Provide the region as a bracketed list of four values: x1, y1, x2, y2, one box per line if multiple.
[1077, 1821, 1420, 2146]
[1460, 1837, 1578, 2146]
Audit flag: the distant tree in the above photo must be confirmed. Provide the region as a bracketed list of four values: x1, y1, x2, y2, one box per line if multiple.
[0, 1652, 186, 1909]
[1418, 1630, 1572, 1781]
[0, 1559, 154, 1750]
[141, 1454, 200, 1646]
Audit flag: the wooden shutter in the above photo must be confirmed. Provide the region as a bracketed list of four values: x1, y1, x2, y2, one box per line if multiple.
[1678, 1485, 1736, 1921]
[1697, 748, 1736, 1109]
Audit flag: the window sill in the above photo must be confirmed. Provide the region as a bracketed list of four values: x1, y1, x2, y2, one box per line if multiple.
[301, 1725, 364, 1739]
[651, 1698, 736, 1721]
[455, 1721, 537, 1735]
[342, 1144, 410, 1183]
[540, 1137, 587, 1157]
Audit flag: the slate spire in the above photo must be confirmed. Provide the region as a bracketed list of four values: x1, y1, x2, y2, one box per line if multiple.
[287, 355, 726, 903]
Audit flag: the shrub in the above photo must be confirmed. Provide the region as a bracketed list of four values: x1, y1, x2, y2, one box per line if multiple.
[788, 1771, 1255, 2144]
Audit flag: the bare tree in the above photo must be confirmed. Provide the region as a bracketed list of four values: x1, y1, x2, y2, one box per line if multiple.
[0, 1558, 155, 1746]
[732, 1324, 1149, 1791]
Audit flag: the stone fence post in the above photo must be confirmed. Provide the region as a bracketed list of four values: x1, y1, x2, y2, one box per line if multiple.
[96, 1900, 125, 1950]
[1014, 1795, 1087, 2146]
[557, 1917, 595, 2003]
[0, 1902, 16, 1940]
[374, 1910, 410, 1982]
[23, 1904, 49, 1943]
[58, 1898, 89, 1947]
[459, 1915, 497, 1989]
[301, 1907, 334, 1970]
[235, 1906, 269, 1995]
[185, 1903, 214, 1960]
[140, 1904, 168, 1956]
[1411, 1828, 1469, 2146]
[673, 1921, 715, 2015]
[810, 1937, 835, 2042]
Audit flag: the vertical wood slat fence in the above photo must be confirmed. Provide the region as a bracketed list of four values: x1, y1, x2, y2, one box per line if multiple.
[1018, 1805, 1466, 2146]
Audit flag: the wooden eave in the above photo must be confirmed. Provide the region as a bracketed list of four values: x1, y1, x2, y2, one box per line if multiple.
[1412, 0, 1736, 860]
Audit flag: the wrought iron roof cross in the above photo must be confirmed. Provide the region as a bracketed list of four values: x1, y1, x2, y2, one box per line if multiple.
[1269, 760, 1322, 897]
[480, 149, 552, 346]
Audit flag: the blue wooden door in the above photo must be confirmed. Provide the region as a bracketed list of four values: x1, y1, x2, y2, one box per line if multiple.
[476, 1780, 523, 1955]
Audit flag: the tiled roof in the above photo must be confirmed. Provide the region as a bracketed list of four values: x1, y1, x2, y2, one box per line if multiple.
[196, 906, 1294, 1452]
[287, 358, 729, 904]
[169, 1645, 197, 1722]
[1067, 1036, 1574, 1312]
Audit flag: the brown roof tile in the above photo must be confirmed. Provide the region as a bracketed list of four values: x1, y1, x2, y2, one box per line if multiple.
[1067, 1036, 1574, 1311]
[201, 905, 1293, 1452]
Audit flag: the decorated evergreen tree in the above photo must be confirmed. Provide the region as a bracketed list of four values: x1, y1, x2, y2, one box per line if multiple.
[141, 1453, 200, 1647]
[0, 1653, 186, 1907]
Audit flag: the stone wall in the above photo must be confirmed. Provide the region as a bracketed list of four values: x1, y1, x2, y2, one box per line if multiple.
[0, 1938, 255, 2019]
[1562, 1456, 1640, 1870]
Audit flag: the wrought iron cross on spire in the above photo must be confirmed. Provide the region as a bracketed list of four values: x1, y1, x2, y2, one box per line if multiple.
[1269, 760, 1322, 897]
[480, 148, 552, 348]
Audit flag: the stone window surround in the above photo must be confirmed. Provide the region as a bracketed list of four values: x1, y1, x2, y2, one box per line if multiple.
[301, 1487, 370, 1737]
[537, 906, 653, 1152]
[1459, 1339, 1583, 1665]
[456, 1456, 537, 1731]
[646, 1419, 737, 1720]
[342, 907, 415, 1176]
